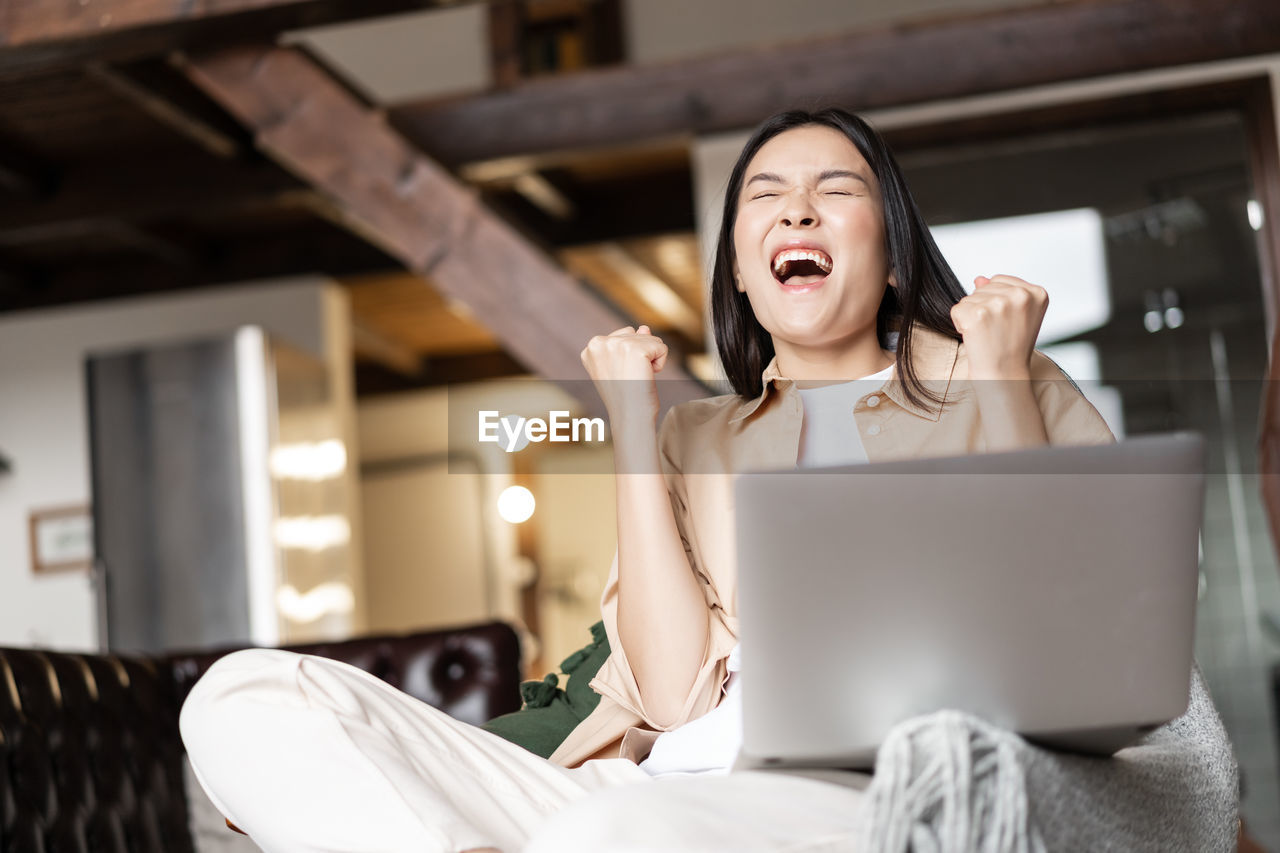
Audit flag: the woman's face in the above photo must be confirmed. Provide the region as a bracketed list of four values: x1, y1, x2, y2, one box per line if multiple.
[732, 125, 892, 351]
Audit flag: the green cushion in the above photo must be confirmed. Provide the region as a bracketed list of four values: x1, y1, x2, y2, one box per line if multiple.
[480, 620, 612, 759]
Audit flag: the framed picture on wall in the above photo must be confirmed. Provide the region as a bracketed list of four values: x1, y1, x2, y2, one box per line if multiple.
[29, 505, 93, 574]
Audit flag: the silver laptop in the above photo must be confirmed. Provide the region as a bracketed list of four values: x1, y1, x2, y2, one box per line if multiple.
[733, 432, 1205, 771]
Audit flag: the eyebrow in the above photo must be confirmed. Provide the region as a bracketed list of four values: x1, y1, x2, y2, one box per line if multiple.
[744, 169, 870, 187]
[817, 169, 869, 186]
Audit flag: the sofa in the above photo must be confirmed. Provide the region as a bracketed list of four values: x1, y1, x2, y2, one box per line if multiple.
[0, 621, 523, 853]
[1, 619, 1251, 852]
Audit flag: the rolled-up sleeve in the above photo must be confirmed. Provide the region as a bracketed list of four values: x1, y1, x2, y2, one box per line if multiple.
[587, 404, 737, 732]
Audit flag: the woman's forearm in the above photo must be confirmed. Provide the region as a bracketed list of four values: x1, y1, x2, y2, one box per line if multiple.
[971, 372, 1049, 452]
[612, 426, 710, 729]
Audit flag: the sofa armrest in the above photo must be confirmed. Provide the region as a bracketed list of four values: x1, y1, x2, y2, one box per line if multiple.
[0, 648, 197, 852]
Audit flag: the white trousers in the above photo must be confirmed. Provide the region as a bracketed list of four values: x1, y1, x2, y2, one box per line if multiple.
[179, 649, 868, 853]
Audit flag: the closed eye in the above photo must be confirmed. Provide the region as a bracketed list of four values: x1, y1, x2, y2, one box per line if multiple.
[751, 192, 779, 200]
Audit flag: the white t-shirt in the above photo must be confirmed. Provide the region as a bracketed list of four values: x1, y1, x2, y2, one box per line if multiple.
[638, 363, 894, 777]
[795, 363, 895, 468]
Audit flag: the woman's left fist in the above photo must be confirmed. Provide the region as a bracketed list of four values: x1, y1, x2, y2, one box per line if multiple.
[950, 274, 1048, 380]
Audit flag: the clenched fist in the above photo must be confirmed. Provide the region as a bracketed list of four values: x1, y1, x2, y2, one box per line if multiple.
[580, 324, 669, 435]
[950, 275, 1048, 381]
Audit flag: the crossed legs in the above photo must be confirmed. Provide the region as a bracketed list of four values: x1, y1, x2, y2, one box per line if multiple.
[180, 649, 867, 852]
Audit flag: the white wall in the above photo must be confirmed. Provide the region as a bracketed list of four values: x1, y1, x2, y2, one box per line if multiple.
[357, 380, 614, 670]
[357, 381, 586, 632]
[285, 3, 491, 105]
[358, 390, 500, 634]
[532, 445, 616, 669]
[0, 279, 359, 650]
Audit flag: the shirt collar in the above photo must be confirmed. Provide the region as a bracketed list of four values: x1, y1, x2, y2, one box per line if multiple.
[728, 325, 961, 424]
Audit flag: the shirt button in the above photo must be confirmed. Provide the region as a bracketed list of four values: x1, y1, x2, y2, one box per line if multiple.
[866, 395, 880, 407]
[867, 424, 882, 436]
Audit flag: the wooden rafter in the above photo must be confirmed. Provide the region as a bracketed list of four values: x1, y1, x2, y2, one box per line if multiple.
[85, 60, 247, 159]
[480, 165, 696, 248]
[0, 135, 54, 198]
[178, 44, 708, 406]
[0, 0, 444, 76]
[351, 318, 424, 378]
[0, 226, 396, 311]
[355, 350, 529, 395]
[0, 160, 304, 243]
[391, 0, 1280, 166]
[0, 258, 36, 294]
[0, 0, 443, 49]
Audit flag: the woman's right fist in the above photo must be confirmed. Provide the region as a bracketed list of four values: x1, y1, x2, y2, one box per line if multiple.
[580, 325, 668, 429]
[580, 324, 668, 380]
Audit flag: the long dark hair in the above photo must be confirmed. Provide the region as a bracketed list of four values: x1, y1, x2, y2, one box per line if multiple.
[710, 108, 966, 411]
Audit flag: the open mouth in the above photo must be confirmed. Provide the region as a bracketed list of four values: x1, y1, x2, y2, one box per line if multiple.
[772, 249, 833, 286]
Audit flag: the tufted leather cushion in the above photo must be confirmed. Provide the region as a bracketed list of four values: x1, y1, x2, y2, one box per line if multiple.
[0, 650, 193, 853]
[0, 621, 522, 853]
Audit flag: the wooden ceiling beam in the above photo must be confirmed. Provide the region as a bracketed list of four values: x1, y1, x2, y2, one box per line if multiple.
[482, 167, 695, 248]
[0, 161, 304, 242]
[86, 59, 249, 159]
[0, 226, 397, 311]
[355, 350, 529, 395]
[0, 135, 56, 198]
[0, 258, 37, 295]
[2, 218, 200, 265]
[178, 44, 708, 407]
[351, 318, 424, 378]
[99, 221, 197, 266]
[391, 0, 1280, 167]
[0, 0, 446, 76]
[593, 242, 701, 340]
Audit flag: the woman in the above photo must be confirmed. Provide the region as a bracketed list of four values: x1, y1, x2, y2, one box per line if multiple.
[558, 108, 1113, 775]
[180, 109, 1225, 853]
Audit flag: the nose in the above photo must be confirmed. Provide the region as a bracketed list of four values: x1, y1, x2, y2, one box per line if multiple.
[779, 194, 818, 228]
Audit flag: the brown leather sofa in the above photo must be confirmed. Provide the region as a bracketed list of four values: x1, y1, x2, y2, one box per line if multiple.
[0, 621, 522, 853]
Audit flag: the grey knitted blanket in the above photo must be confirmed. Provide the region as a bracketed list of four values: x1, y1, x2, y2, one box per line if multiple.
[858, 665, 1239, 852]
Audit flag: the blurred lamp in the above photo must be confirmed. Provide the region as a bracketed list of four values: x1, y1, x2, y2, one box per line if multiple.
[276, 582, 355, 623]
[498, 485, 536, 524]
[270, 440, 347, 481]
[273, 515, 352, 551]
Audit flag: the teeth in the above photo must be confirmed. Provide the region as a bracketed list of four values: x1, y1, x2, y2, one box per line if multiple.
[772, 249, 833, 277]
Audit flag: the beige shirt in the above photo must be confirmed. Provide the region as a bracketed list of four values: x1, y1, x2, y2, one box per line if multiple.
[549, 326, 1116, 768]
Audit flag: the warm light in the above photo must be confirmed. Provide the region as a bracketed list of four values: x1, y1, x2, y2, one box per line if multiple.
[274, 515, 351, 551]
[685, 352, 723, 383]
[597, 244, 702, 338]
[1247, 199, 1264, 232]
[498, 485, 536, 524]
[655, 236, 694, 278]
[270, 440, 348, 481]
[277, 582, 355, 623]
